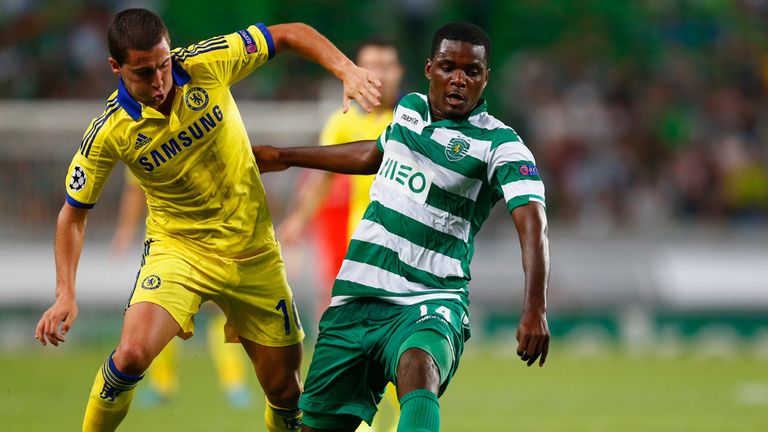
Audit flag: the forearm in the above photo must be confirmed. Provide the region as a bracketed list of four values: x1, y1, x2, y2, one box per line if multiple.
[269, 23, 354, 80]
[54, 206, 87, 300]
[520, 231, 549, 313]
[512, 203, 550, 313]
[278, 141, 381, 174]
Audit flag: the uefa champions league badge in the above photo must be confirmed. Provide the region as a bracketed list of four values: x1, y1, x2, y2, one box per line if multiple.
[519, 164, 539, 176]
[68, 165, 87, 192]
[184, 87, 209, 111]
[445, 136, 470, 161]
[141, 275, 162, 290]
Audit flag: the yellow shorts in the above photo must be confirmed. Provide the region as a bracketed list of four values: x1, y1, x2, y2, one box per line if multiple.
[127, 237, 304, 347]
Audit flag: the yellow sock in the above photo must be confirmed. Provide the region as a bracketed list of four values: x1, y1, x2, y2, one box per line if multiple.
[206, 312, 247, 391]
[146, 338, 179, 397]
[82, 353, 143, 432]
[265, 399, 302, 431]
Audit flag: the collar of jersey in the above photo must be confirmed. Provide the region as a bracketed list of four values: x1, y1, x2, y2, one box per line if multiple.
[425, 97, 488, 126]
[117, 59, 192, 121]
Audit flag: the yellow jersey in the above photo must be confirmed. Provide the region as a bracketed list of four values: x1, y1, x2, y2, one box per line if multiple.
[65, 24, 276, 257]
[319, 105, 393, 237]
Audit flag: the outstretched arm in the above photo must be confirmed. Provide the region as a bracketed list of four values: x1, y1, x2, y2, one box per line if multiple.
[511, 202, 550, 367]
[35, 203, 88, 346]
[253, 140, 383, 175]
[268, 23, 381, 113]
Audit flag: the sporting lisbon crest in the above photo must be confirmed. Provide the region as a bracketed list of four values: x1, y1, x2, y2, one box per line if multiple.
[184, 87, 209, 111]
[445, 136, 470, 161]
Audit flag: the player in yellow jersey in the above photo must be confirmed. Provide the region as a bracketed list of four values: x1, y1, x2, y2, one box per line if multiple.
[111, 173, 253, 409]
[278, 37, 403, 432]
[34, 8, 381, 432]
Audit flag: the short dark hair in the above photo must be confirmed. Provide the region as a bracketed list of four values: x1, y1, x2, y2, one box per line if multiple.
[354, 36, 399, 63]
[108, 8, 170, 65]
[430, 22, 491, 64]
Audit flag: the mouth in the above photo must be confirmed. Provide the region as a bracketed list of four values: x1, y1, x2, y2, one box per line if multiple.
[446, 92, 465, 107]
[152, 92, 165, 103]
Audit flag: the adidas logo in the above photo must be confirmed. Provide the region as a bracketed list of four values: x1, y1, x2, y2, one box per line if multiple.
[134, 133, 152, 149]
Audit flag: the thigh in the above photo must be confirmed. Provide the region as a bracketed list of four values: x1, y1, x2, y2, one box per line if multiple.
[127, 239, 203, 340]
[218, 244, 304, 346]
[300, 304, 387, 430]
[113, 301, 182, 374]
[381, 300, 468, 396]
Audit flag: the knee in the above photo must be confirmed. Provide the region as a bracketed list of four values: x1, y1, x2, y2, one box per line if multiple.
[397, 349, 440, 394]
[263, 373, 302, 408]
[113, 342, 154, 375]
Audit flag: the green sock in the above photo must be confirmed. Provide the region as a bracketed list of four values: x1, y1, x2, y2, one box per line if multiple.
[397, 389, 439, 432]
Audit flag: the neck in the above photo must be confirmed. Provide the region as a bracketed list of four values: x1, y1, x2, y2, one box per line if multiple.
[156, 86, 176, 115]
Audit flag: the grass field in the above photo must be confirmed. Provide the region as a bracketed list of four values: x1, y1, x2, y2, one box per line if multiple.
[2, 342, 767, 432]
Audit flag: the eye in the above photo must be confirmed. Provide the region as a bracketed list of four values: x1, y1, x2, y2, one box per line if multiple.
[136, 70, 153, 79]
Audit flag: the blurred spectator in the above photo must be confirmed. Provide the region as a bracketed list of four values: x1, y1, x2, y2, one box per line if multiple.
[2, 0, 768, 231]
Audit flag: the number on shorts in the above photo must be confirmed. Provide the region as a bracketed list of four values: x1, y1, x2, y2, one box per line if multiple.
[291, 298, 302, 332]
[419, 304, 452, 322]
[276, 298, 301, 335]
[276, 299, 291, 335]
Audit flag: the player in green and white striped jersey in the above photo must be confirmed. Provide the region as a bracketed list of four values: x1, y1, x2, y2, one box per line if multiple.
[254, 22, 549, 432]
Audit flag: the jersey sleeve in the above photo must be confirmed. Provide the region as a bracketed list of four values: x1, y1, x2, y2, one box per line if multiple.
[375, 123, 393, 153]
[487, 140, 546, 212]
[176, 23, 275, 87]
[64, 120, 119, 209]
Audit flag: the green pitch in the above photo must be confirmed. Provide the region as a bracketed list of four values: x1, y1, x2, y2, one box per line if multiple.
[1, 343, 766, 431]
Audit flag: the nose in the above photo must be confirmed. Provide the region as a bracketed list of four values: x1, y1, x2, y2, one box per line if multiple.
[449, 69, 466, 88]
[151, 69, 164, 89]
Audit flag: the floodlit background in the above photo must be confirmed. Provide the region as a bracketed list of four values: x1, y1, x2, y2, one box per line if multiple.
[1, 1, 767, 431]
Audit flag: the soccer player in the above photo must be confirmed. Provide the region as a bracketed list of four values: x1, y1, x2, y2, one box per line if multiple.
[33, 8, 381, 432]
[278, 37, 404, 432]
[252, 22, 550, 431]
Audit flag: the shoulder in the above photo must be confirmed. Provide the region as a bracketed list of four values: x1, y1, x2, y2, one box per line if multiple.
[397, 92, 429, 113]
[468, 112, 525, 149]
[172, 34, 231, 65]
[80, 93, 132, 157]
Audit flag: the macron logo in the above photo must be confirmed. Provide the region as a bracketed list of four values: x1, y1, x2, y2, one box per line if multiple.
[135, 133, 152, 150]
[401, 113, 419, 125]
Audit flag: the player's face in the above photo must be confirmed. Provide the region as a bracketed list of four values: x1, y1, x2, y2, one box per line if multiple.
[109, 39, 174, 111]
[425, 40, 489, 120]
[357, 46, 403, 108]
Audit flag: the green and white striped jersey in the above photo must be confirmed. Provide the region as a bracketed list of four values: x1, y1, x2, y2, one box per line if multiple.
[330, 92, 545, 307]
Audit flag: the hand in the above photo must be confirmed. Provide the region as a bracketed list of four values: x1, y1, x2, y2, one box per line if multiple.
[515, 309, 550, 367]
[252, 145, 287, 173]
[35, 296, 78, 347]
[341, 64, 382, 113]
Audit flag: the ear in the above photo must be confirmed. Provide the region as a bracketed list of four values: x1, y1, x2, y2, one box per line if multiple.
[108, 57, 121, 76]
[424, 58, 433, 80]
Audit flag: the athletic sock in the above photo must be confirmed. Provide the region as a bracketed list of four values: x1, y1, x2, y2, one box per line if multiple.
[82, 352, 143, 432]
[265, 398, 303, 431]
[397, 389, 439, 432]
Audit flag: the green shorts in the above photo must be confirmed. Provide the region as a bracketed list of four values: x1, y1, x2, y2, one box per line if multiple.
[299, 298, 470, 429]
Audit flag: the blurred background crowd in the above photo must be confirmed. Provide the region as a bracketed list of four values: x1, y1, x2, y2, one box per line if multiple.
[3, 0, 768, 231]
